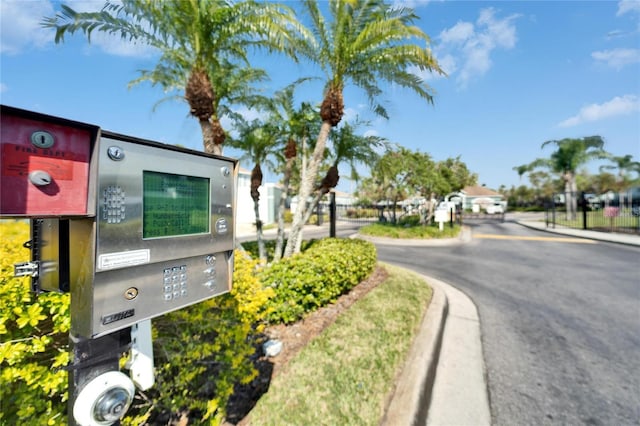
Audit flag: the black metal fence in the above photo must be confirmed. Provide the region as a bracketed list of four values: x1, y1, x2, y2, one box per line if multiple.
[545, 190, 640, 235]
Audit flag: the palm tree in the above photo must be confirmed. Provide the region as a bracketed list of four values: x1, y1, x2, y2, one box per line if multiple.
[599, 154, 640, 190]
[274, 103, 320, 262]
[283, 0, 444, 257]
[515, 136, 608, 220]
[228, 119, 278, 263]
[42, 0, 307, 155]
[298, 121, 387, 243]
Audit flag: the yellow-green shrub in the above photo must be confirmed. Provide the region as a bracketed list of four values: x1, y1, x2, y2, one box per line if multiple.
[0, 220, 70, 425]
[137, 251, 274, 424]
[0, 220, 273, 425]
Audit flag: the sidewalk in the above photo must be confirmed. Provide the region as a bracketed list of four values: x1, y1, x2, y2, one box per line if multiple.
[516, 219, 640, 247]
[382, 275, 490, 426]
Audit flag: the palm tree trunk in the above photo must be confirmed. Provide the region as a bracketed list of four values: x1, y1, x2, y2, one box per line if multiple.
[199, 119, 221, 155]
[273, 157, 294, 262]
[564, 171, 577, 220]
[283, 121, 332, 258]
[254, 199, 266, 263]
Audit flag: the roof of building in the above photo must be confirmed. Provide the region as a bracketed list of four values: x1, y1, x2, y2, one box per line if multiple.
[461, 185, 503, 197]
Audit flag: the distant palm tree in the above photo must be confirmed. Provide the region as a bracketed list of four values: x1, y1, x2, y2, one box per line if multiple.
[43, 0, 307, 155]
[599, 154, 640, 190]
[515, 136, 608, 220]
[228, 119, 278, 263]
[283, 0, 444, 257]
[299, 121, 387, 233]
[257, 83, 320, 262]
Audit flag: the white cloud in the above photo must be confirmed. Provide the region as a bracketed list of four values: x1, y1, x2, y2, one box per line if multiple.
[0, 83, 7, 93]
[557, 95, 640, 127]
[392, 0, 435, 9]
[342, 107, 360, 124]
[0, 0, 55, 54]
[439, 21, 474, 45]
[88, 31, 157, 58]
[592, 48, 640, 70]
[433, 7, 520, 89]
[617, 0, 640, 16]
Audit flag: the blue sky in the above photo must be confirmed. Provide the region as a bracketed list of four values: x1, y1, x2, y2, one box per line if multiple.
[1, 0, 639, 194]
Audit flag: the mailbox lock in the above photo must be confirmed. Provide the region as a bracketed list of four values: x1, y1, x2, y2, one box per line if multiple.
[124, 287, 139, 300]
[221, 166, 230, 177]
[28, 170, 52, 186]
[30, 131, 55, 149]
[107, 146, 125, 161]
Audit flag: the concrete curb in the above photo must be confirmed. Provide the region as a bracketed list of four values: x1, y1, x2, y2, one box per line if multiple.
[381, 276, 449, 426]
[425, 278, 491, 426]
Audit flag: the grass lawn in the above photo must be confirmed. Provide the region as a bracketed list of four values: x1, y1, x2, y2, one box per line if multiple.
[246, 264, 432, 425]
[358, 221, 461, 239]
[552, 209, 640, 232]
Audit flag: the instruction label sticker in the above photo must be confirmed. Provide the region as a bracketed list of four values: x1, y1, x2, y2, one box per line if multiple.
[98, 249, 150, 270]
[2, 143, 78, 180]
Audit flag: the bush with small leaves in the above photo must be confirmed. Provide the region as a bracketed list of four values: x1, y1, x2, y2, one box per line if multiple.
[260, 238, 377, 324]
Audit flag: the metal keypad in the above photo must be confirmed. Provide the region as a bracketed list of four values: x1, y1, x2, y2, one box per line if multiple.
[102, 185, 126, 223]
[163, 265, 187, 301]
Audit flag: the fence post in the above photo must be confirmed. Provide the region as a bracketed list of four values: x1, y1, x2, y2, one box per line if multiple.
[581, 191, 587, 230]
[316, 202, 322, 226]
[329, 192, 336, 238]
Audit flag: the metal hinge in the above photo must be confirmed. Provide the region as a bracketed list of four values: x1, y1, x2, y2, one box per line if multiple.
[14, 261, 39, 278]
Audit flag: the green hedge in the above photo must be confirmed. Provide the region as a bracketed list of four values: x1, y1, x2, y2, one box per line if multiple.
[260, 238, 377, 324]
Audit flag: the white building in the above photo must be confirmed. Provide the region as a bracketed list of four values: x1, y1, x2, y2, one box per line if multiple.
[236, 168, 284, 228]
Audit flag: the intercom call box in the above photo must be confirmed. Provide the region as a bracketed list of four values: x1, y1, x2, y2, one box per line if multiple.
[1, 106, 237, 338]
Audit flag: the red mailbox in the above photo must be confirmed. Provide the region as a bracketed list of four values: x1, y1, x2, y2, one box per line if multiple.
[0, 106, 98, 217]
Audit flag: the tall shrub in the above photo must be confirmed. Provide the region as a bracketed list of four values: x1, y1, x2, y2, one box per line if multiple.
[0, 220, 70, 425]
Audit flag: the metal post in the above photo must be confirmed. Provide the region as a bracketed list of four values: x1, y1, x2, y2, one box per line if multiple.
[329, 192, 336, 238]
[316, 203, 322, 226]
[68, 329, 132, 426]
[581, 191, 588, 230]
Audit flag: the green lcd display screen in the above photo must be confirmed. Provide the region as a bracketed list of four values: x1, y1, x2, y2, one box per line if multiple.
[142, 171, 210, 238]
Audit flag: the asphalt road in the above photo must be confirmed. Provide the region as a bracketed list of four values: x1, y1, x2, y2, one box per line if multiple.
[374, 219, 640, 426]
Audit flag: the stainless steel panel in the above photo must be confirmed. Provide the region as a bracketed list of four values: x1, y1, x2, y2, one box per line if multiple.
[37, 219, 61, 292]
[68, 135, 237, 338]
[95, 136, 235, 268]
[86, 250, 232, 337]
